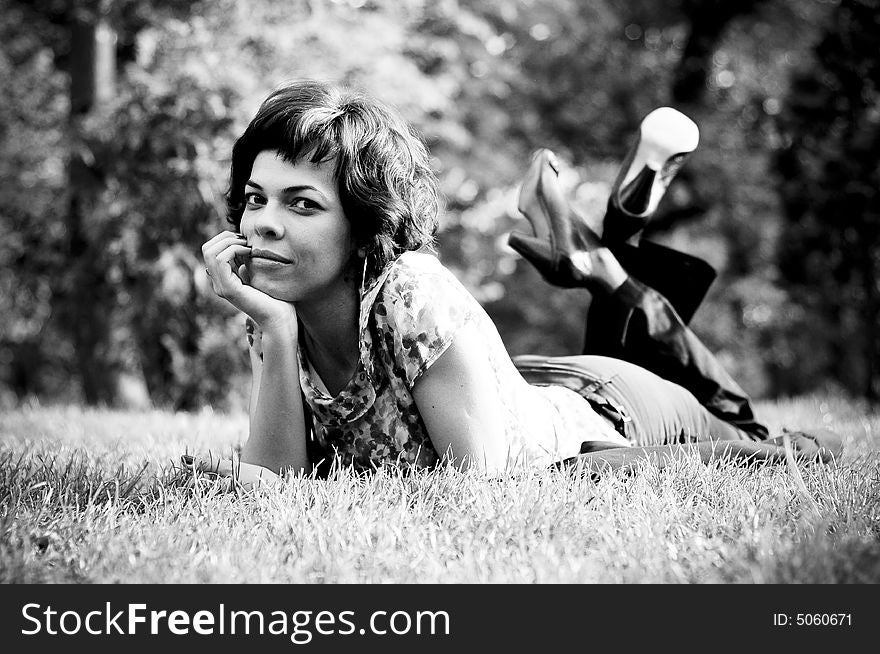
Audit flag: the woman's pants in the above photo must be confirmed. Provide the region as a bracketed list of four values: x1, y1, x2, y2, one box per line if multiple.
[516, 241, 769, 447]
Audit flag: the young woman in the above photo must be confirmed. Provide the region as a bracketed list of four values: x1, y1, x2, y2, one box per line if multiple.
[199, 80, 840, 484]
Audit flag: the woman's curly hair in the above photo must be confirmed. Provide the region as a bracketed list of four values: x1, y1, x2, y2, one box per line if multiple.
[226, 80, 440, 277]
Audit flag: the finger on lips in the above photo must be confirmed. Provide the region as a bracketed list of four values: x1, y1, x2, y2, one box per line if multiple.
[202, 231, 236, 252]
[217, 244, 252, 272]
[202, 231, 248, 257]
[202, 232, 252, 294]
[208, 236, 247, 254]
[204, 238, 250, 274]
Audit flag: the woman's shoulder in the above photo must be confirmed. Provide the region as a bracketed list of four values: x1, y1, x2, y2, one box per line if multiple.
[368, 251, 476, 388]
[377, 251, 466, 302]
[370, 251, 473, 331]
[385, 250, 450, 280]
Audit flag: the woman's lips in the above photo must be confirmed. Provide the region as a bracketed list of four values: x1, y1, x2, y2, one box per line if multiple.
[249, 248, 293, 264]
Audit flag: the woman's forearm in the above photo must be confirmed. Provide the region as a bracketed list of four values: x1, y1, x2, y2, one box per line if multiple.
[625, 440, 785, 467]
[574, 440, 786, 474]
[242, 319, 311, 475]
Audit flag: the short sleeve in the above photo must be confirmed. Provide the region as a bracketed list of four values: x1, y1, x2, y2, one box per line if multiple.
[373, 253, 474, 389]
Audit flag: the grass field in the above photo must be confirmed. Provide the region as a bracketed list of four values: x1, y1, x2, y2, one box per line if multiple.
[1, 395, 878, 583]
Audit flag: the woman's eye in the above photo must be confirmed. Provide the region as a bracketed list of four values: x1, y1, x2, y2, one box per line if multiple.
[244, 192, 266, 208]
[290, 198, 320, 211]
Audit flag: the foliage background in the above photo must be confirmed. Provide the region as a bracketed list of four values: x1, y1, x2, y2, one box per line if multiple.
[1, 0, 878, 411]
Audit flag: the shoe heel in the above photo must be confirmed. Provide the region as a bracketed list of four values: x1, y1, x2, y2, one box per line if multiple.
[603, 107, 699, 243]
[616, 165, 656, 215]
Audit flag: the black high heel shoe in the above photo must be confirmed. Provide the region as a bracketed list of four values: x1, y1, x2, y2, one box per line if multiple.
[508, 149, 605, 289]
[602, 107, 699, 244]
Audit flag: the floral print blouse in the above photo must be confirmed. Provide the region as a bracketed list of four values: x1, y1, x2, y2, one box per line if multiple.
[297, 251, 627, 472]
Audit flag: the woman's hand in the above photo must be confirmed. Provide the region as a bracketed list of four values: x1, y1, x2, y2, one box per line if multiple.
[201, 232, 309, 476]
[181, 453, 282, 490]
[201, 230, 296, 330]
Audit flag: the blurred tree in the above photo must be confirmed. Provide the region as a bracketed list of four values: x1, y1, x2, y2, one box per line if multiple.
[775, 0, 880, 400]
[664, 0, 833, 397]
[1, 0, 208, 407]
[0, 0, 69, 401]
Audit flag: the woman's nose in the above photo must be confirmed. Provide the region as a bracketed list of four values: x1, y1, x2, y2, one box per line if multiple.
[250, 203, 285, 240]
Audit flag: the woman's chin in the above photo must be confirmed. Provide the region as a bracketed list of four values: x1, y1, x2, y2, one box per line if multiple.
[248, 276, 296, 303]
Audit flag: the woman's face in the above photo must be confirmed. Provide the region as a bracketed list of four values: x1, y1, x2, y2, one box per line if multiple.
[239, 150, 356, 304]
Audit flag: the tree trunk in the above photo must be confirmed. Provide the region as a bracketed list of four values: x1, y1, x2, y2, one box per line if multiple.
[64, 14, 119, 404]
[672, 0, 766, 105]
